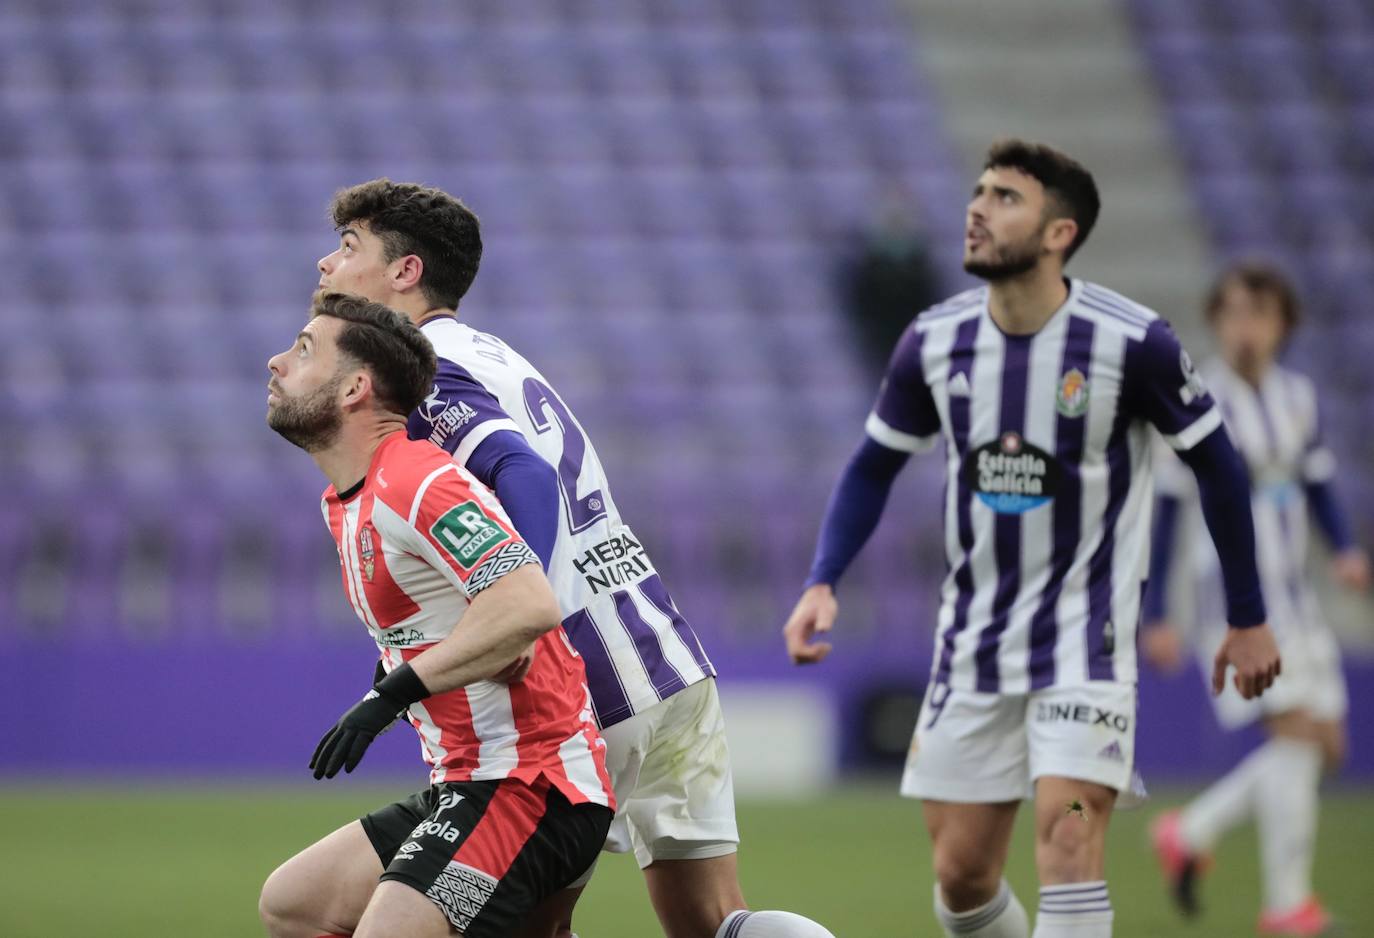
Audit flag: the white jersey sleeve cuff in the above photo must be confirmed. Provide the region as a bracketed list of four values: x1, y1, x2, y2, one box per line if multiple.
[865, 412, 938, 453]
[453, 417, 523, 465]
[1162, 406, 1223, 451]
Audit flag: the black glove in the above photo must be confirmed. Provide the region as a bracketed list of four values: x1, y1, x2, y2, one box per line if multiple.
[310, 662, 432, 780]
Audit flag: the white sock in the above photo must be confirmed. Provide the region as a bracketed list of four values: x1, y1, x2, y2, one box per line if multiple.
[1257, 737, 1322, 913]
[934, 879, 1030, 937]
[1179, 741, 1274, 851]
[1032, 881, 1112, 937]
[716, 910, 836, 938]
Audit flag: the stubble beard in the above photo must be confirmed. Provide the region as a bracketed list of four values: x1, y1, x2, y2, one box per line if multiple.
[267, 373, 346, 453]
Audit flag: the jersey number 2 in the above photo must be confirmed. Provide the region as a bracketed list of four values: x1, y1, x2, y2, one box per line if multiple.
[522, 378, 608, 534]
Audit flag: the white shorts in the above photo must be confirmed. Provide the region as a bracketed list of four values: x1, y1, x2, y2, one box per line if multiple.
[900, 681, 1143, 806]
[1203, 621, 1348, 729]
[569, 677, 738, 887]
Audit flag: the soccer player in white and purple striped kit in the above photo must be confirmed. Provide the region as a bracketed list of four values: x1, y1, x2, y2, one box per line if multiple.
[317, 179, 835, 938]
[783, 140, 1282, 938]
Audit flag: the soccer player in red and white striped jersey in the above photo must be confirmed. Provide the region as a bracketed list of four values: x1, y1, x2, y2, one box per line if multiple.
[258, 291, 613, 938]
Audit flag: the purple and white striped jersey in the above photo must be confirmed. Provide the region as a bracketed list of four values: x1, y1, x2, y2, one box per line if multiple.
[867, 279, 1223, 692]
[408, 316, 714, 729]
[1158, 359, 1333, 635]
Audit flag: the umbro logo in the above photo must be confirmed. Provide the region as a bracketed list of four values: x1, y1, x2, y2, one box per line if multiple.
[396, 842, 423, 861]
[1098, 740, 1124, 763]
[948, 372, 971, 397]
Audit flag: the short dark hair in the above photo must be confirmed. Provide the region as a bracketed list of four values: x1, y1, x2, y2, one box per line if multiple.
[310, 291, 437, 416]
[984, 139, 1100, 262]
[330, 179, 483, 310]
[1205, 260, 1301, 336]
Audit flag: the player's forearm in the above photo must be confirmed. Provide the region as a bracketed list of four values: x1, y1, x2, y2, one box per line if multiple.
[1179, 430, 1266, 627]
[806, 437, 909, 588]
[1142, 494, 1181, 622]
[409, 565, 561, 693]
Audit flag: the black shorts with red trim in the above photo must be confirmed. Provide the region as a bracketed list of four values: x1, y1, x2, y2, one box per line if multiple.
[361, 776, 611, 938]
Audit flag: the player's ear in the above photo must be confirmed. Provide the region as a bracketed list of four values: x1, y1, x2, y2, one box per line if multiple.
[340, 369, 373, 409]
[390, 254, 425, 294]
[1043, 217, 1078, 258]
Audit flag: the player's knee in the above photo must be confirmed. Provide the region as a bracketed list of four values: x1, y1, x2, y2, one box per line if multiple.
[932, 847, 1001, 910]
[258, 865, 317, 938]
[258, 872, 295, 935]
[1036, 813, 1099, 881]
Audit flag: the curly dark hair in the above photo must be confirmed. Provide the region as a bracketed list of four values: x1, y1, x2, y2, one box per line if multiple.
[330, 179, 483, 310]
[309, 290, 437, 416]
[984, 139, 1101, 262]
[1204, 260, 1301, 337]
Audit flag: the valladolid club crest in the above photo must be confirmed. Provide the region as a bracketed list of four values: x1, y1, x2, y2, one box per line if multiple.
[1056, 367, 1090, 418]
[359, 526, 376, 582]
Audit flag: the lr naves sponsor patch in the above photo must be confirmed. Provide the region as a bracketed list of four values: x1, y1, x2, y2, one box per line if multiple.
[961, 431, 1061, 514]
[431, 501, 511, 570]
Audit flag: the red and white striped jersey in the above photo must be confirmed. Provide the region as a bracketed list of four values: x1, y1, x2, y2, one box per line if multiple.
[320, 432, 612, 807]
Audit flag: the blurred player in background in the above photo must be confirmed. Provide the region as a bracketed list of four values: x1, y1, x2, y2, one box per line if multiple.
[315, 180, 836, 938]
[1143, 262, 1371, 937]
[782, 140, 1281, 938]
[258, 292, 614, 938]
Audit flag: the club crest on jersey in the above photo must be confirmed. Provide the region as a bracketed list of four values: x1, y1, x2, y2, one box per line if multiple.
[1178, 348, 1208, 405]
[1056, 367, 1090, 418]
[359, 526, 376, 582]
[961, 431, 1060, 514]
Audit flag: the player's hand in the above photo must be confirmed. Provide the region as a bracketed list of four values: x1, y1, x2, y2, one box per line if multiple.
[310, 689, 406, 780]
[1211, 623, 1281, 700]
[1141, 622, 1185, 674]
[1332, 549, 1371, 592]
[492, 644, 534, 684]
[783, 583, 838, 665]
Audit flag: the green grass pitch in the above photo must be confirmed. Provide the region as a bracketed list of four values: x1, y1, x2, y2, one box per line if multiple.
[1, 782, 1371, 936]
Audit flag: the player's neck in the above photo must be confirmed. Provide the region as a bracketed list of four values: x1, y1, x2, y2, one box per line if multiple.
[311, 417, 408, 495]
[386, 292, 453, 327]
[416, 306, 458, 326]
[1229, 357, 1271, 389]
[986, 266, 1069, 336]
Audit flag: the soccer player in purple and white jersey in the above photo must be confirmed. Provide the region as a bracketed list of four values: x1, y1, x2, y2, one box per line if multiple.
[1142, 262, 1370, 936]
[313, 180, 835, 938]
[782, 140, 1282, 938]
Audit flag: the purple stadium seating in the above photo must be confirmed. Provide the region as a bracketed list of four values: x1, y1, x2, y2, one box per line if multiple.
[0, 0, 957, 646]
[1127, 0, 1374, 540]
